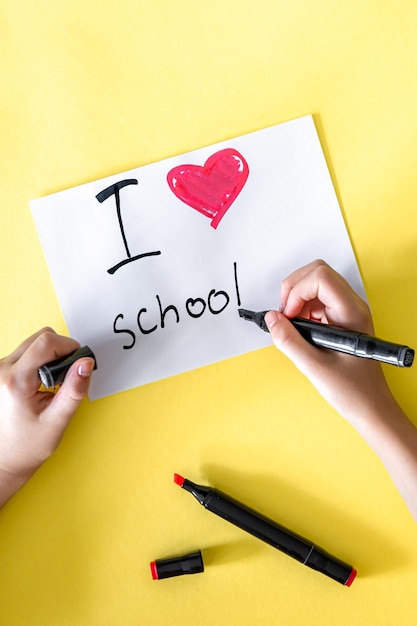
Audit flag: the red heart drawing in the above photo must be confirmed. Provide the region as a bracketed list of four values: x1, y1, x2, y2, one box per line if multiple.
[167, 148, 249, 229]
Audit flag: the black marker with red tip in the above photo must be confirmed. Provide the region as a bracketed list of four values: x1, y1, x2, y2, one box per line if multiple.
[174, 474, 356, 586]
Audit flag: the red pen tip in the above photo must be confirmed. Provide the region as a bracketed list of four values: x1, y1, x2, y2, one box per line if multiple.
[174, 473, 185, 487]
[150, 561, 159, 580]
[345, 568, 357, 587]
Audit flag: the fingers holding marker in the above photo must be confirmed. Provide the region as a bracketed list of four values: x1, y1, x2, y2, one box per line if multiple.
[280, 260, 373, 333]
[38, 345, 97, 388]
[265, 310, 327, 374]
[43, 357, 95, 429]
[39, 347, 96, 433]
[7, 330, 81, 396]
[5, 326, 97, 401]
[280, 260, 338, 319]
[2, 327, 59, 365]
[279, 260, 328, 317]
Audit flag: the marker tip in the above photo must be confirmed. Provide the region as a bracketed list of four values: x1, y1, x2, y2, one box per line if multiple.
[174, 473, 185, 487]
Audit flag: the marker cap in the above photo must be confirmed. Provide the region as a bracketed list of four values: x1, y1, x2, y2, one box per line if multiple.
[38, 345, 97, 387]
[150, 550, 204, 580]
[305, 547, 357, 586]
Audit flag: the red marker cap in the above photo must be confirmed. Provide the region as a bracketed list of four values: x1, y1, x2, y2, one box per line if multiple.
[344, 568, 357, 587]
[150, 550, 204, 580]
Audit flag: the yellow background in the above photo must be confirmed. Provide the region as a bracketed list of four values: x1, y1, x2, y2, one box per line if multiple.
[1, 1, 417, 624]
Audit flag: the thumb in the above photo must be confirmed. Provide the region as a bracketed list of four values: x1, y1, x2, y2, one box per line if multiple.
[265, 311, 324, 375]
[45, 358, 95, 426]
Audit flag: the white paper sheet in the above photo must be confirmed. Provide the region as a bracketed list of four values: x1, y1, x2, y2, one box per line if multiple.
[30, 115, 365, 400]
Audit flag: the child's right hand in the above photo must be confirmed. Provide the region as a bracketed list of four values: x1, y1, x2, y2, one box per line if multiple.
[265, 259, 393, 425]
[265, 259, 417, 521]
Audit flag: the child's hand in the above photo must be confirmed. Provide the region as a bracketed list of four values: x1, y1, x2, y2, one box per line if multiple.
[265, 259, 392, 424]
[0, 328, 94, 507]
[266, 259, 417, 521]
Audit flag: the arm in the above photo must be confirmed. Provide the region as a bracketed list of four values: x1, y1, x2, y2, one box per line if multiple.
[265, 259, 417, 522]
[0, 328, 95, 510]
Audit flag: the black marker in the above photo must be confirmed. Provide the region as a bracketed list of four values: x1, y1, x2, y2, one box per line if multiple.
[238, 308, 414, 368]
[174, 474, 356, 586]
[38, 346, 97, 388]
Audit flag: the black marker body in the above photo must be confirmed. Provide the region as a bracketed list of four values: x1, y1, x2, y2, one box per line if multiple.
[177, 477, 356, 586]
[292, 317, 414, 367]
[238, 309, 414, 368]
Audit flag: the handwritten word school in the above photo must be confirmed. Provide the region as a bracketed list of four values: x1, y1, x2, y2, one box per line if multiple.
[112, 261, 241, 349]
[95, 174, 245, 351]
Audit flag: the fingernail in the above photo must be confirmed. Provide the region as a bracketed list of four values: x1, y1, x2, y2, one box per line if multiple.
[265, 310, 278, 330]
[78, 359, 95, 378]
[278, 302, 284, 313]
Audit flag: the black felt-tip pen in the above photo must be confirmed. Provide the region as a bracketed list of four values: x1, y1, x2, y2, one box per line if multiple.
[238, 308, 414, 368]
[174, 474, 356, 586]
